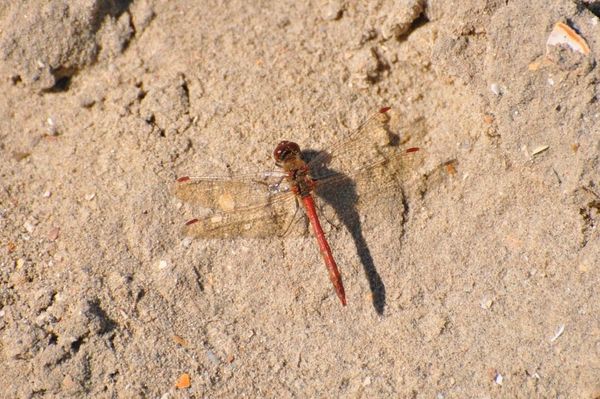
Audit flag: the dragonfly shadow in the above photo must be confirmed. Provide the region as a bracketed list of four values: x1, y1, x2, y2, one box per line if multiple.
[303, 149, 387, 315]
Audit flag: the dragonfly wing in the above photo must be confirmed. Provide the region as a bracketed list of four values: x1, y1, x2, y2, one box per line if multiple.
[183, 194, 298, 239]
[307, 108, 394, 181]
[173, 171, 290, 212]
[308, 107, 421, 213]
[173, 172, 298, 238]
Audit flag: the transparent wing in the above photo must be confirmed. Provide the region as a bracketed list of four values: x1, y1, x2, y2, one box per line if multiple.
[307, 107, 395, 181]
[173, 172, 298, 238]
[307, 107, 421, 204]
[182, 194, 298, 239]
[174, 171, 289, 212]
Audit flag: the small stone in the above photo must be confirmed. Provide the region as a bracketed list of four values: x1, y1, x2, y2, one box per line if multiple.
[42, 191, 52, 198]
[494, 373, 503, 385]
[172, 335, 189, 347]
[480, 297, 493, 309]
[175, 372, 191, 389]
[24, 221, 36, 233]
[158, 260, 169, 270]
[348, 47, 387, 88]
[78, 95, 96, 108]
[490, 83, 501, 96]
[322, 0, 343, 21]
[47, 227, 60, 241]
[84, 193, 96, 201]
[62, 374, 78, 390]
[381, 0, 425, 40]
[206, 350, 220, 365]
[276, 17, 290, 28]
[46, 117, 58, 136]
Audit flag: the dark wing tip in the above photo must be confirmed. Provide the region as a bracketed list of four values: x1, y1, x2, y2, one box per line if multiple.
[176, 176, 190, 182]
[185, 218, 199, 226]
[379, 106, 391, 114]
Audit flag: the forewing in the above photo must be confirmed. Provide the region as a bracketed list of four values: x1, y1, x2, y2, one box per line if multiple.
[308, 108, 421, 214]
[174, 172, 289, 212]
[308, 108, 394, 181]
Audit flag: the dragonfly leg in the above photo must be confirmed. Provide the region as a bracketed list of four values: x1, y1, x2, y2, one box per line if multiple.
[317, 202, 341, 231]
[281, 197, 302, 237]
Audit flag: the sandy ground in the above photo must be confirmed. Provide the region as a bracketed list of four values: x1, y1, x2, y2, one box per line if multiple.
[1, 0, 599, 397]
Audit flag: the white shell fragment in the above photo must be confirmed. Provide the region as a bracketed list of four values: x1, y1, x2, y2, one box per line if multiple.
[550, 324, 565, 342]
[494, 372, 503, 385]
[546, 22, 590, 56]
[532, 145, 549, 156]
[158, 260, 169, 270]
[480, 297, 493, 309]
[490, 83, 501, 96]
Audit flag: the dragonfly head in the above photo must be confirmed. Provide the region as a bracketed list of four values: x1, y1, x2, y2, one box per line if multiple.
[273, 141, 301, 167]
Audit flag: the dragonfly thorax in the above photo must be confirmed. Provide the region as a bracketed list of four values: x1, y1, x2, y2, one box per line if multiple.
[289, 165, 315, 197]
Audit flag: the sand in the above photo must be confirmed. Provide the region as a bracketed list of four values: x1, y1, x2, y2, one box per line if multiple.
[1, 0, 599, 397]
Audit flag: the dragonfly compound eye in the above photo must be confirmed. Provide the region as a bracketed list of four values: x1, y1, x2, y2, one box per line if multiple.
[273, 141, 301, 163]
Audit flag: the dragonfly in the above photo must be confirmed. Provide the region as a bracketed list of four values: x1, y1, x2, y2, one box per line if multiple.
[173, 107, 419, 306]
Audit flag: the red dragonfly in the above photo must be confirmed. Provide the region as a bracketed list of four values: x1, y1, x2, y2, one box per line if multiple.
[174, 107, 419, 306]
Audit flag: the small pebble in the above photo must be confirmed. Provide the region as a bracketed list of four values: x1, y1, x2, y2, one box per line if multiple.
[480, 297, 493, 309]
[490, 83, 501, 96]
[78, 95, 96, 108]
[24, 221, 36, 233]
[322, 0, 343, 20]
[46, 117, 58, 135]
[206, 350, 220, 365]
[495, 373, 503, 385]
[84, 193, 96, 201]
[158, 260, 168, 270]
[47, 227, 60, 241]
[276, 17, 290, 28]
[42, 191, 52, 198]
